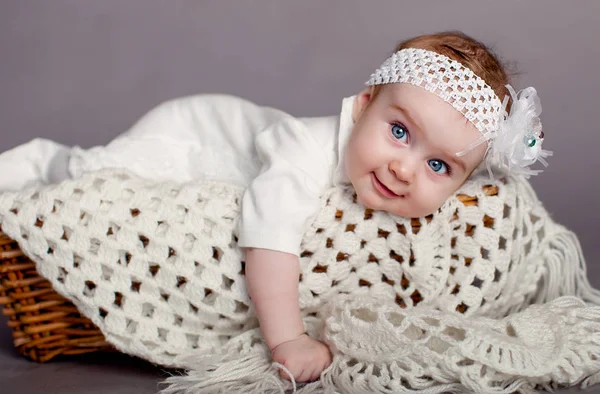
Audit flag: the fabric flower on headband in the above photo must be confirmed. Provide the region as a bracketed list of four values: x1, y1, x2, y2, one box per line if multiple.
[489, 86, 552, 177]
[456, 85, 553, 179]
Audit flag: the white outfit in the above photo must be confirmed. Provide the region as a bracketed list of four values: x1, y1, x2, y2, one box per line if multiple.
[0, 94, 355, 256]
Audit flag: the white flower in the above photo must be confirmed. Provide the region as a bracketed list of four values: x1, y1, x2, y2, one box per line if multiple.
[490, 85, 552, 178]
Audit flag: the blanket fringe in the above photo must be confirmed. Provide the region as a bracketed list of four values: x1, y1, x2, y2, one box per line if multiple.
[159, 349, 291, 394]
[159, 296, 600, 394]
[533, 227, 600, 306]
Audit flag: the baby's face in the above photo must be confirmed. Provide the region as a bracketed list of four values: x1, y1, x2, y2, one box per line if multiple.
[345, 83, 487, 218]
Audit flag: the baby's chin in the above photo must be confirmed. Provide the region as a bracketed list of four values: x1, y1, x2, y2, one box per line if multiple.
[387, 205, 438, 219]
[357, 193, 439, 219]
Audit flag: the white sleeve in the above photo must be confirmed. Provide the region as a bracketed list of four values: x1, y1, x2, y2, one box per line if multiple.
[237, 119, 332, 256]
[0, 138, 71, 191]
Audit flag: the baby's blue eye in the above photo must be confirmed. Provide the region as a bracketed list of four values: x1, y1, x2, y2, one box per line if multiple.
[391, 124, 408, 142]
[428, 159, 449, 174]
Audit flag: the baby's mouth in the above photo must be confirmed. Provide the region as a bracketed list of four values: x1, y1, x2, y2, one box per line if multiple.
[372, 173, 404, 198]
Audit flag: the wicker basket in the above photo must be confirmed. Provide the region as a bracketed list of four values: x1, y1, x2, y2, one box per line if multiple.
[0, 186, 497, 362]
[0, 232, 113, 362]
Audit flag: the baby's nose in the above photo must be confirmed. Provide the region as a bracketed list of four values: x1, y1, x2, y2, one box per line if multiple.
[389, 159, 415, 184]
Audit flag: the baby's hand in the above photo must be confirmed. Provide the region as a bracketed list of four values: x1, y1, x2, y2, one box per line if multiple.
[271, 334, 332, 383]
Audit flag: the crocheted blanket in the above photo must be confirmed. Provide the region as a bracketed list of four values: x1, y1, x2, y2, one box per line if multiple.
[1, 169, 599, 394]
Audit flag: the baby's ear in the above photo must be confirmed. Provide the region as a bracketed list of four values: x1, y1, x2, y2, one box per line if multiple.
[352, 87, 375, 123]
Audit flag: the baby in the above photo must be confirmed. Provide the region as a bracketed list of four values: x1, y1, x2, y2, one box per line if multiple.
[0, 31, 549, 382]
[244, 31, 549, 383]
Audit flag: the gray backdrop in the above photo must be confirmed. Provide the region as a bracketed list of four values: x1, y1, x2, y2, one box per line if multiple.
[1, 1, 599, 393]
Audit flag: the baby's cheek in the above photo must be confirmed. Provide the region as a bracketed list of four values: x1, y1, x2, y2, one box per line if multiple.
[347, 145, 372, 169]
[426, 190, 453, 212]
[344, 151, 360, 178]
[405, 189, 443, 217]
[356, 190, 373, 208]
[356, 187, 380, 210]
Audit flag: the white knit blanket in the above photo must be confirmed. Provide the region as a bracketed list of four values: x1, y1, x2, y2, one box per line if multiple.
[1, 169, 600, 394]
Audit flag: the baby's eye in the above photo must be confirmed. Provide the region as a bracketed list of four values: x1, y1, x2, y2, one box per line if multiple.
[428, 159, 449, 175]
[391, 123, 408, 142]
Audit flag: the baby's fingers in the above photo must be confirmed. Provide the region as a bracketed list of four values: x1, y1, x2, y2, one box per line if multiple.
[295, 365, 322, 383]
[309, 361, 329, 382]
[291, 366, 312, 383]
[277, 366, 323, 383]
[278, 365, 311, 383]
[307, 368, 322, 383]
[279, 367, 296, 381]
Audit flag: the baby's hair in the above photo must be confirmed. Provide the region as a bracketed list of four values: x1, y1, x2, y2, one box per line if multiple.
[373, 31, 512, 109]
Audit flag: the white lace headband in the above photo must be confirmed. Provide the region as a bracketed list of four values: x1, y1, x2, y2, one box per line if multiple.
[366, 48, 551, 177]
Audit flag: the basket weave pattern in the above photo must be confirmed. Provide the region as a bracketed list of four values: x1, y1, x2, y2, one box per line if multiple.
[0, 232, 113, 362]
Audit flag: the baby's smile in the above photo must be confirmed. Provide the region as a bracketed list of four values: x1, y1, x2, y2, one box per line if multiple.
[371, 172, 405, 198]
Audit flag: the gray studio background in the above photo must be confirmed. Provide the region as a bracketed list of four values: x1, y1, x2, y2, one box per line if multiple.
[1, 1, 599, 394]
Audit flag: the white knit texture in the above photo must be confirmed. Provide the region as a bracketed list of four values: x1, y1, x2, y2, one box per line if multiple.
[366, 48, 503, 135]
[1, 169, 600, 394]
